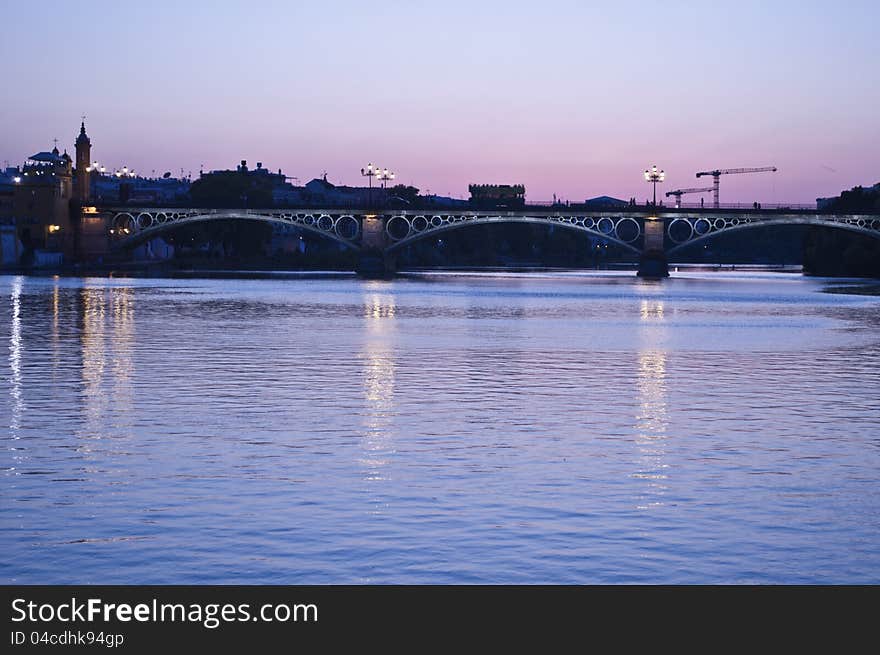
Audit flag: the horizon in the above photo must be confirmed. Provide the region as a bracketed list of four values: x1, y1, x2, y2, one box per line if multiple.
[2, 1, 878, 203]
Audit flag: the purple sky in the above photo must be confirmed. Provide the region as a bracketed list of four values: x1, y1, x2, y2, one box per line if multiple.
[2, 1, 878, 202]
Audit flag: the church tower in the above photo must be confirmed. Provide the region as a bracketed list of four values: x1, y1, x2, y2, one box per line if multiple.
[74, 120, 91, 203]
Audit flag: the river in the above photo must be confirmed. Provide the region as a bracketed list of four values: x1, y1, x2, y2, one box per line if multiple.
[1, 271, 879, 583]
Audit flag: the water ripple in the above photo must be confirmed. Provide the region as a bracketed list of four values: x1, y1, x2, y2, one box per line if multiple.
[1, 272, 878, 583]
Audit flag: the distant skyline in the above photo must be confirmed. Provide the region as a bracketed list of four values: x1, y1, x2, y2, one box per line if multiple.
[2, 0, 878, 202]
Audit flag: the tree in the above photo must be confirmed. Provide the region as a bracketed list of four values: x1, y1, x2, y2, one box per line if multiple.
[388, 184, 420, 206]
[189, 171, 274, 208]
[827, 184, 880, 213]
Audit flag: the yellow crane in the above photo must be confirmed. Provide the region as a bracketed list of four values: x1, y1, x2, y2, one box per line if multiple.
[695, 167, 777, 208]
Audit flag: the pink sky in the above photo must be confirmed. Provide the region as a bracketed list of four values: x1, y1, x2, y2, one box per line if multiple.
[2, 1, 878, 203]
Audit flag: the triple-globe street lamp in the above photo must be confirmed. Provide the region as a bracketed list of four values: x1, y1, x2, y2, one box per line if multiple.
[377, 168, 395, 189]
[361, 163, 377, 207]
[361, 163, 395, 207]
[644, 165, 665, 206]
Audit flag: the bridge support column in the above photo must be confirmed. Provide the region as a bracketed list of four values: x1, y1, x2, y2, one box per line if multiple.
[356, 214, 396, 278]
[355, 250, 396, 278]
[637, 218, 669, 278]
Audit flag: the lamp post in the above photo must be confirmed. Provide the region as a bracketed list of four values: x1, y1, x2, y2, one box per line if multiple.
[644, 165, 665, 206]
[85, 161, 106, 200]
[361, 162, 377, 207]
[377, 168, 395, 189]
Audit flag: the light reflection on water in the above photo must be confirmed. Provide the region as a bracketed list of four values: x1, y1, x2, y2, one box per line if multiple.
[7, 277, 23, 444]
[635, 300, 669, 511]
[1, 272, 879, 583]
[360, 287, 397, 485]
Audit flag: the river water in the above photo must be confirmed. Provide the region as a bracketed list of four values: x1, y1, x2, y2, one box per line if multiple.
[1, 271, 879, 583]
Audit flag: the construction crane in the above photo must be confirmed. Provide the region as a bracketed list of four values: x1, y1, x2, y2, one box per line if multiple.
[665, 186, 715, 208]
[695, 167, 777, 208]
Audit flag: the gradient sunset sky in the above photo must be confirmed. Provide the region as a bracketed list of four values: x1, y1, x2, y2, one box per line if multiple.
[2, 0, 878, 202]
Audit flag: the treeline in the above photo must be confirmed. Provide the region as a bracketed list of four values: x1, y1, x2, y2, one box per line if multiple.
[189, 172, 275, 207]
[188, 173, 423, 209]
[394, 223, 634, 268]
[824, 184, 880, 213]
[156, 220, 357, 270]
[803, 226, 880, 277]
[804, 184, 880, 277]
[669, 225, 806, 265]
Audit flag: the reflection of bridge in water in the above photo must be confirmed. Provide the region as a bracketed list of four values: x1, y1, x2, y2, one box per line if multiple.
[96, 206, 880, 278]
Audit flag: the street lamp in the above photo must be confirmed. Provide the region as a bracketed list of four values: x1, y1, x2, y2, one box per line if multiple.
[377, 168, 395, 189]
[361, 162, 378, 207]
[644, 165, 665, 206]
[361, 163, 392, 206]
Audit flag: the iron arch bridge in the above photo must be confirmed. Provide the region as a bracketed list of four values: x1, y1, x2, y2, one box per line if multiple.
[664, 213, 880, 254]
[105, 208, 648, 253]
[381, 212, 643, 253]
[108, 209, 363, 250]
[100, 207, 880, 266]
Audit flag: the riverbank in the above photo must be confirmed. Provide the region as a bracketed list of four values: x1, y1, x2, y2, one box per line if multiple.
[823, 282, 880, 296]
[4, 262, 879, 284]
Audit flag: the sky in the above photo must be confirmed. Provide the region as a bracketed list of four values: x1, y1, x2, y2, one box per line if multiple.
[1, 0, 878, 203]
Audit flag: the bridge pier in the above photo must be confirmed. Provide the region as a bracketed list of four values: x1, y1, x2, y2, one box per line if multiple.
[356, 214, 395, 278]
[355, 249, 396, 278]
[637, 250, 669, 278]
[637, 218, 669, 278]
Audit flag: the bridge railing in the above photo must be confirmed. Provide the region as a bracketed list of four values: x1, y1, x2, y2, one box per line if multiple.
[525, 200, 818, 211]
[95, 198, 830, 213]
[666, 202, 816, 211]
[98, 204, 876, 220]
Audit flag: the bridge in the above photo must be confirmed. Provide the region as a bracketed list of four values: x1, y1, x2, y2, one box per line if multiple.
[92, 206, 880, 277]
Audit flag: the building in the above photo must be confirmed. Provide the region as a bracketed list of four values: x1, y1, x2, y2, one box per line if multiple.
[74, 122, 91, 202]
[200, 160, 287, 186]
[583, 195, 629, 208]
[0, 121, 119, 267]
[0, 167, 18, 216]
[0, 168, 19, 265]
[300, 175, 383, 207]
[272, 173, 389, 207]
[817, 183, 880, 211]
[192, 160, 290, 207]
[468, 184, 525, 208]
[7, 145, 74, 264]
[87, 172, 190, 204]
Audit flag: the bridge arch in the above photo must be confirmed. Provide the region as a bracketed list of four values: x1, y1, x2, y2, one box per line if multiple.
[110, 210, 362, 251]
[666, 215, 880, 255]
[383, 213, 642, 254]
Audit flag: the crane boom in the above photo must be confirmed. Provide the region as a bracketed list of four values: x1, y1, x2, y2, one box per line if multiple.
[666, 186, 715, 195]
[665, 186, 715, 208]
[696, 167, 777, 177]
[694, 166, 778, 208]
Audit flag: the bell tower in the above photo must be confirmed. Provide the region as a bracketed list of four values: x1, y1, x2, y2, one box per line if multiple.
[75, 120, 91, 203]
